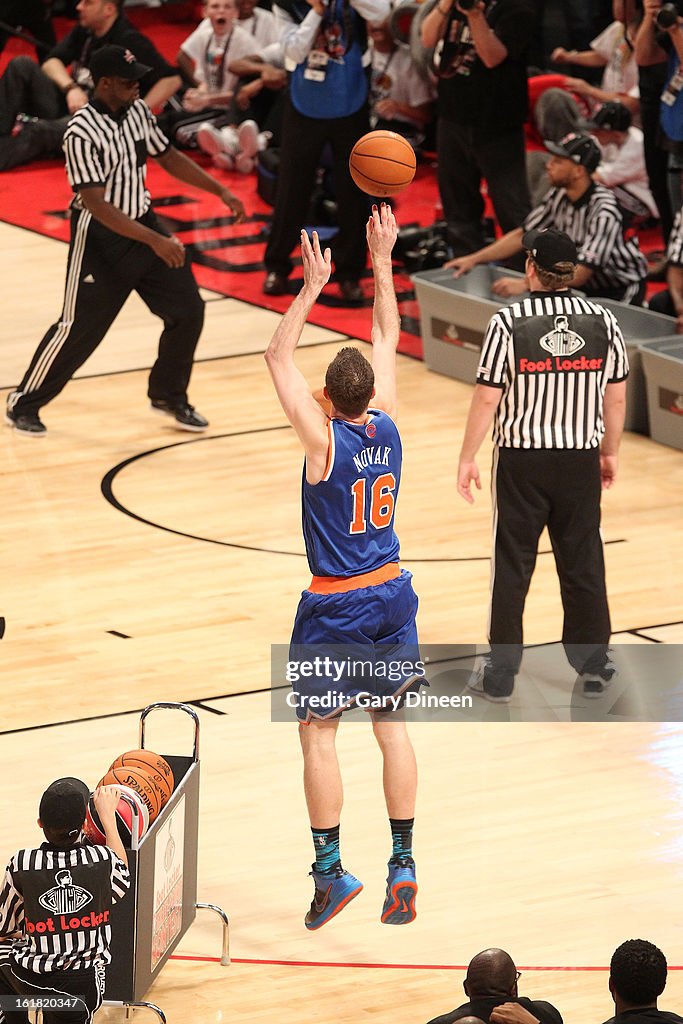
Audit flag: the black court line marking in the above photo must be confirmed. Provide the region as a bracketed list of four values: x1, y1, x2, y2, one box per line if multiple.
[187, 700, 227, 716]
[1, 621, 679, 735]
[106, 630, 131, 639]
[625, 629, 663, 643]
[101, 428, 628, 562]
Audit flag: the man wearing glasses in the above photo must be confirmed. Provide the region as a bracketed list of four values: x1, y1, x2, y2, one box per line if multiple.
[425, 948, 563, 1024]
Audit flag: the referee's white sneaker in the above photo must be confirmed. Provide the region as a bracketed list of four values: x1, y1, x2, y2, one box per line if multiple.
[466, 659, 513, 704]
[150, 400, 209, 432]
[580, 655, 617, 699]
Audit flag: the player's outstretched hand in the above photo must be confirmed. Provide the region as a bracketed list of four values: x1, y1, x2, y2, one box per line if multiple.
[366, 202, 398, 259]
[93, 785, 121, 824]
[301, 229, 332, 292]
[491, 276, 528, 298]
[219, 186, 246, 224]
[457, 458, 481, 504]
[445, 252, 479, 278]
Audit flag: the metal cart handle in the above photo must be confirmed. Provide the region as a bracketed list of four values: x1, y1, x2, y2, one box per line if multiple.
[139, 703, 200, 761]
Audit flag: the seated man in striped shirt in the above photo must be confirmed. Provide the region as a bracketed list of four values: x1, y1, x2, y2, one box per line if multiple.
[456, 228, 628, 702]
[0, 780, 130, 1024]
[447, 132, 648, 306]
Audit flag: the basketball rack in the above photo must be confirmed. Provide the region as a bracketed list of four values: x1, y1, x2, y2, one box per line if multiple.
[101, 702, 230, 1023]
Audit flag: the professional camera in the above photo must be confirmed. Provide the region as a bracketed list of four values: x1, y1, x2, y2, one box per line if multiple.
[656, 1, 683, 30]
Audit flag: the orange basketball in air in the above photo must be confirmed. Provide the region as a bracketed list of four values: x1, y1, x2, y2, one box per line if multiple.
[349, 130, 417, 197]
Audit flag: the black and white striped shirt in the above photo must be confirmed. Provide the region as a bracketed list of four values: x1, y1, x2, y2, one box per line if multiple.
[64, 98, 170, 220]
[668, 208, 683, 266]
[0, 843, 130, 972]
[477, 291, 629, 449]
[524, 184, 648, 294]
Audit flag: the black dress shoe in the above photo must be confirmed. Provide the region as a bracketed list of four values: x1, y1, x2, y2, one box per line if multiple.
[263, 271, 288, 296]
[338, 280, 363, 303]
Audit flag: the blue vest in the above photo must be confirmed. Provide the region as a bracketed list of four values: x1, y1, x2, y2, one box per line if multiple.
[290, 0, 368, 118]
[302, 411, 402, 576]
[660, 51, 683, 142]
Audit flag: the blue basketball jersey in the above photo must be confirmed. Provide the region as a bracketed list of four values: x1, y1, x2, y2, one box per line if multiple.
[302, 410, 402, 576]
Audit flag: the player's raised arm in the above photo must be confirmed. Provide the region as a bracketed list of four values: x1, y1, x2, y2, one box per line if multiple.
[264, 230, 332, 465]
[366, 203, 400, 419]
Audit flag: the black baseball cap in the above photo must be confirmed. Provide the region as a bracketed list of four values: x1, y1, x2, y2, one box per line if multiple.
[522, 228, 578, 271]
[39, 781, 88, 835]
[582, 101, 632, 133]
[544, 131, 601, 172]
[90, 45, 151, 84]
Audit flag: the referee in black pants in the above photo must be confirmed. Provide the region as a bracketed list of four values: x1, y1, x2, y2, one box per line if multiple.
[6, 45, 245, 438]
[457, 228, 628, 701]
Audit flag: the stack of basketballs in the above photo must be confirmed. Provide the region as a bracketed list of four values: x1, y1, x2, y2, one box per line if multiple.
[84, 749, 175, 846]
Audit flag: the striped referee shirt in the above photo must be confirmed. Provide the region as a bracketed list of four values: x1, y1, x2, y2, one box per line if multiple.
[668, 208, 683, 266]
[524, 184, 647, 294]
[0, 843, 130, 972]
[477, 291, 629, 449]
[63, 98, 170, 220]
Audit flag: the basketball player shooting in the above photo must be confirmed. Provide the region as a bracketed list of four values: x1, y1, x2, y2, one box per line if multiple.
[265, 204, 421, 931]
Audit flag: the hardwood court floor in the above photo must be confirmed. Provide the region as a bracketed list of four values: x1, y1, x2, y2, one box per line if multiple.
[1, 709, 683, 1024]
[1, 221, 682, 1023]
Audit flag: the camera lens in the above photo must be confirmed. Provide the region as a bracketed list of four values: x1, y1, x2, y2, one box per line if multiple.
[656, 3, 679, 29]
[458, 0, 477, 9]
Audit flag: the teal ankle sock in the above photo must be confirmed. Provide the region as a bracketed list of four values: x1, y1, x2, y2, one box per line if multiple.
[389, 817, 414, 861]
[311, 824, 341, 874]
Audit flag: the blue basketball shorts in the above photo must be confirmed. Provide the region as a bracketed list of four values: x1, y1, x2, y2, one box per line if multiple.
[288, 569, 424, 722]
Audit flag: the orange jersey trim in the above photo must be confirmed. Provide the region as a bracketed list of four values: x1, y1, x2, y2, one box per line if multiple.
[308, 562, 400, 594]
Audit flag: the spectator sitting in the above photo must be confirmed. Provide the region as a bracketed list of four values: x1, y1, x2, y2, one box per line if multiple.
[551, 0, 642, 119]
[0, 0, 180, 172]
[175, 0, 274, 165]
[425, 947, 563, 1024]
[178, 0, 258, 116]
[525, 73, 588, 204]
[604, 938, 683, 1024]
[368, 17, 434, 148]
[446, 131, 649, 304]
[586, 100, 659, 221]
[0, 0, 56, 62]
[487, 939, 682, 1024]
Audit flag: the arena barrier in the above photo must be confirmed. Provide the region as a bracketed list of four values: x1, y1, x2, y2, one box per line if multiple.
[412, 267, 680, 434]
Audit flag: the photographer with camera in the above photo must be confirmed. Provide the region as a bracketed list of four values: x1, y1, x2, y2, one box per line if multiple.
[420, 0, 535, 258]
[634, 0, 683, 219]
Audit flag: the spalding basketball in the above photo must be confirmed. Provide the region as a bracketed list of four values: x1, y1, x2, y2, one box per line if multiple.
[349, 130, 416, 197]
[84, 785, 149, 846]
[109, 750, 174, 807]
[99, 766, 162, 823]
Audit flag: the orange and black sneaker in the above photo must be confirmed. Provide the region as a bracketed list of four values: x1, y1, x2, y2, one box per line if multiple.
[304, 865, 363, 930]
[381, 856, 417, 925]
